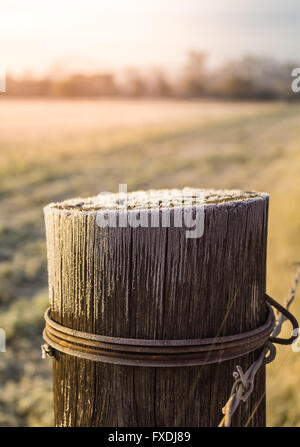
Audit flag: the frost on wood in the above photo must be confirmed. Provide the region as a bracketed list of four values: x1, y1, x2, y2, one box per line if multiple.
[45, 188, 268, 213]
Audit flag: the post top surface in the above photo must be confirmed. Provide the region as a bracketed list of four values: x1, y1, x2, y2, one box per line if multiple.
[45, 188, 268, 213]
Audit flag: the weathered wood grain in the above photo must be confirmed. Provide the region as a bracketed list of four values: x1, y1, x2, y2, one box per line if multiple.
[44, 189, 269, 427]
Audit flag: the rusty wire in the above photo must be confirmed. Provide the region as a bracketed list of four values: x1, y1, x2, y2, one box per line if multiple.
[42, 303, 275, 367]
[218, 266, 300, 427]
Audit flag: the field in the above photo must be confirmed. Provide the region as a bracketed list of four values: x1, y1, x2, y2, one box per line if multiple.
[0, 98, 300, 426]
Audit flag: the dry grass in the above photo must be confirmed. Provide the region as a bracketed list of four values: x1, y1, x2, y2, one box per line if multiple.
[0, 98, 300, 426]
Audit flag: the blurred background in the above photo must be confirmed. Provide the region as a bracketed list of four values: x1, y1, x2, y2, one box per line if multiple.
[1, 0, 300, 426]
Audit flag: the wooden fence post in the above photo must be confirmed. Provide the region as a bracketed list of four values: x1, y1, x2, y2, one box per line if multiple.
[44, 189, 269, 427]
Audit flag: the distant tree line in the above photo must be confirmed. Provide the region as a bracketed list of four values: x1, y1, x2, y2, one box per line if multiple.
[4, 52, 299, 100]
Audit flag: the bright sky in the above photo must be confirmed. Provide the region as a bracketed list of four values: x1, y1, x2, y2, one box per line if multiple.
[2, 0, 300, 76]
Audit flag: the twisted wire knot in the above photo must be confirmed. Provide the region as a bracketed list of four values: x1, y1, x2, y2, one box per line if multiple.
[41, 343, 54, 359]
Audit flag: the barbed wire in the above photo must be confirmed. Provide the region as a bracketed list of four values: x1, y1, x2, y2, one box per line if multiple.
[218, 265, 300, 427]
[272, 266, 300, 338]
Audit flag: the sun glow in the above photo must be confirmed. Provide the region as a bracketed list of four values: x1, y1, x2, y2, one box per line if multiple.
[1, 0, 299, 76]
